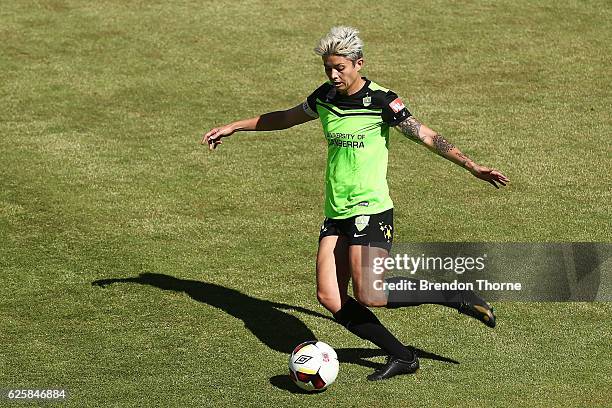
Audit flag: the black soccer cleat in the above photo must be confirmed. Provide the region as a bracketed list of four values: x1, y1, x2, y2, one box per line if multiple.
[367, 354, 420, 381]
[457, 290, 496, 328]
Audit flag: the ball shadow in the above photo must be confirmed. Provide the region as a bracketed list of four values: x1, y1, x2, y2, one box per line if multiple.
[269, 374, 316, 395]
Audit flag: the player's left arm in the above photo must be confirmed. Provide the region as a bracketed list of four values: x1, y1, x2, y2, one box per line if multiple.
[396, 116, 510, 188]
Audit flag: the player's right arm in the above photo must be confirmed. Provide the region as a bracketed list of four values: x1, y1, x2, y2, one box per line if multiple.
[201, 104, 315, 150]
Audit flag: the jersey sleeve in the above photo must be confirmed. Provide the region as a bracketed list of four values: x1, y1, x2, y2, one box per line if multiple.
[381, 91, 411, 126]
[302, 98, 318, 118]
[302, 85, 321, 118]
[303, 82, 333, 119]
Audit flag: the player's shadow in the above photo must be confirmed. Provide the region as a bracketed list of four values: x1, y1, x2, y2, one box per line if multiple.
[93, 272, 459, 384]
[92, 272, 332, 354]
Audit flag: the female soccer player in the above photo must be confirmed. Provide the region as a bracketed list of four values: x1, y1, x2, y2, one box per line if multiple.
[202, 27, 509, 380]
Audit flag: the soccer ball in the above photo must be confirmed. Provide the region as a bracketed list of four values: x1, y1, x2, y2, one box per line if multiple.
[288, 340, 339, 391]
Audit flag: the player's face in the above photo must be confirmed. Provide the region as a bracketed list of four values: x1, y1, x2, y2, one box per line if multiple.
[323, 55, 364, 95]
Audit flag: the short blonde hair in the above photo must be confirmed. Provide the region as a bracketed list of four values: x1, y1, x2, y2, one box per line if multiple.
[314, 26, 364, 61]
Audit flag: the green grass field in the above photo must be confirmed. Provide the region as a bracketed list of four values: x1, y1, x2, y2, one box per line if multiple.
[1, 1, 611, 406]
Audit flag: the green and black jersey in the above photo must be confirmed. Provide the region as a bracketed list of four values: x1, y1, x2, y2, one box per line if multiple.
[303, 77, 411, 219]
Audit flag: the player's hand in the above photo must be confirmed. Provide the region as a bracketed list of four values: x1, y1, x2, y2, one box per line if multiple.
[468, 163, 509, 189]
[201, 125, 235, 150]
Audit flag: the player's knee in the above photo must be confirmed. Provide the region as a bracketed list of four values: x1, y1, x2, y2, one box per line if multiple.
[354, 291, 386, 308]
[316, 290, 327, 306]
[317, 290, 341, 313]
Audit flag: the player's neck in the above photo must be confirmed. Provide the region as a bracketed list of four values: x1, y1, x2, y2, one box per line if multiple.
[343, 77, 366, 96]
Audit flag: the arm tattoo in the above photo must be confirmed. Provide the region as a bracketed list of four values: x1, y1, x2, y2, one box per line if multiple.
[432, 133, 455, 154]
[434, 135, 474, 168]
[397, 118, 473, 168]
[397, 116, 425, 143]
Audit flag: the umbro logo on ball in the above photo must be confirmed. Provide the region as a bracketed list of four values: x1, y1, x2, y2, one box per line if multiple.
[294, 355, 313, 364]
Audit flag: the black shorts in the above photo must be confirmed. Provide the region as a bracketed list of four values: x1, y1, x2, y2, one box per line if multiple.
[318, 208, 394, 251]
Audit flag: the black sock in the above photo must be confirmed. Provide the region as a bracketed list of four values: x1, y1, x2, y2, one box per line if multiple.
[385, 277, 463, 309]
[333, 297, 414, 361]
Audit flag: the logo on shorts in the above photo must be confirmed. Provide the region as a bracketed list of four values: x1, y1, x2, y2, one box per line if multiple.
[389, 97, 405, 113]
[320, 219, 328, 233]
[379, 222, 393, 242]
[355, 215, 370, 232]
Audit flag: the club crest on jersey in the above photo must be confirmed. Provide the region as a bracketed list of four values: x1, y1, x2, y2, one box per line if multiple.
[362, 96, 371, 107]
[355, 215, 370, 232]
[389, 97, 405, 113]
